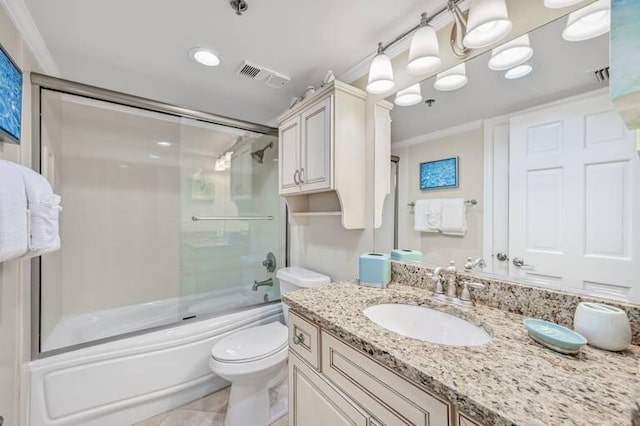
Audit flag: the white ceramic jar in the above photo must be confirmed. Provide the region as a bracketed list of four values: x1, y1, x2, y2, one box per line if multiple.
[573, 302, 631, 351]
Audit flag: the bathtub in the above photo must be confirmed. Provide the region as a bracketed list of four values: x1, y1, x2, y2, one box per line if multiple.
[29, 302, 283, 426]
[42, 287, 276, 352]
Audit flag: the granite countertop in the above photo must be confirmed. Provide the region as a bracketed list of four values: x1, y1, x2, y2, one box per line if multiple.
[283, 281, 640, 426]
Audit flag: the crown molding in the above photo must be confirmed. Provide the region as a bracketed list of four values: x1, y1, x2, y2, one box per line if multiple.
[338, 0, 470, 84]
[1, 0, 60, 75]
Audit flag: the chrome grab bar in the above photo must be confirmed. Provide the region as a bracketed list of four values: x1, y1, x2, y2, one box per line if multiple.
[192, 215, 274, 221]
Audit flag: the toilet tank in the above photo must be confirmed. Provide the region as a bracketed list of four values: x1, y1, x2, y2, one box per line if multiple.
[276, 266, 331, 324]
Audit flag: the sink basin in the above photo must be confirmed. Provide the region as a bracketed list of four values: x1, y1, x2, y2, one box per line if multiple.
[363, 304, 492, 346]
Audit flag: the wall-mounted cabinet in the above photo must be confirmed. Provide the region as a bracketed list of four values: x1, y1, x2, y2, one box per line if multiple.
[278, 81, 366, 229]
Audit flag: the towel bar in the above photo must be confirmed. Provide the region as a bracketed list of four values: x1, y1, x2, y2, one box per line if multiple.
[192, 215, 274, 221]
[407, 199, 477, 208]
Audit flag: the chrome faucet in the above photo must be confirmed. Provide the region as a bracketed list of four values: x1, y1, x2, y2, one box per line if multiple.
[252, 278, 273, 291]
[431, 261, 486, 308]
[464, 257, 487, 271]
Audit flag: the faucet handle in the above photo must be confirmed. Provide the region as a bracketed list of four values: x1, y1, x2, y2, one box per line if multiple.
[467, 282, 485, 290]
[459, 280, 485, 305]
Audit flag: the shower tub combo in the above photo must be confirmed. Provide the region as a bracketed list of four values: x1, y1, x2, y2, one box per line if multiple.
[28, 73, 284, 426]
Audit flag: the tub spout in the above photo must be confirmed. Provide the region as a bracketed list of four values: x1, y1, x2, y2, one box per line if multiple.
[252, 278, 273, 291]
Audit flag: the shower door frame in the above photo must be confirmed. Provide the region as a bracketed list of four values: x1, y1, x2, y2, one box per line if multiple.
[30, 72, 285, 359]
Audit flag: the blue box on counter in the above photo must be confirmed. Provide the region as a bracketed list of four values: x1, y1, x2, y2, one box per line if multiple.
[359, 253, 391, 288]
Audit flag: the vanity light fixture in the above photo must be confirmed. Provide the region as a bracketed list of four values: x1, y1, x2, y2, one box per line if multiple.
[562, 0, 610, 42]
[394, 84, 423, 106]
[544, 0, 584, 8]
[488, 34, 534, 71]
[407, 13, 442, 75]
[434, 63, 468, 91]
[189, 47, 221, 67]
[463, 0, 513, 49]
[366, 43, 396, 94]
[504, 63, 533, 79]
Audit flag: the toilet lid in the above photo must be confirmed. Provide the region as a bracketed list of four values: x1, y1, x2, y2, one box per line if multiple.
[211, 322, 288, 363]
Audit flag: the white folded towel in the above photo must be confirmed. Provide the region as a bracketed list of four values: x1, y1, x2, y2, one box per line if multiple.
[414, 199, 442, 233]
[0, 160, 29, 262]
[16, 165, 62, 258]
[441, 198, 466, 236]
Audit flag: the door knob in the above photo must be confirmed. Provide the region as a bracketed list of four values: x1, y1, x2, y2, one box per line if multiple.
[512, 257, 534, 268]
[496, 252, 509, 262]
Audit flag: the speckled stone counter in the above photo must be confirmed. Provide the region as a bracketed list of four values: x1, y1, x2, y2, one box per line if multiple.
[633, 385, 640, 426]
[283, 282, 640, 426]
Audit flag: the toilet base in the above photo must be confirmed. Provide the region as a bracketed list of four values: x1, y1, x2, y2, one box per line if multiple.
[223, 362, 287, 426]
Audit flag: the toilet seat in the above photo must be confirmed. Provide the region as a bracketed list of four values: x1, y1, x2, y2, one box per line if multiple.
[211, 322, 288, 363]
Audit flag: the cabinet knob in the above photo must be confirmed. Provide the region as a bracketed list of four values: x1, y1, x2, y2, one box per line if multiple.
[293, 333, 305, 345]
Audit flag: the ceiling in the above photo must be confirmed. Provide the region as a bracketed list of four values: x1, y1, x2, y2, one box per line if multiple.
[23, 0, 441, 126]
[389, 15, 610, 143]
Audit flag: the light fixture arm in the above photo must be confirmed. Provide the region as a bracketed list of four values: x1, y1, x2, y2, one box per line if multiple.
[376, 0, 465, 54]
[449, 0, 471, 58]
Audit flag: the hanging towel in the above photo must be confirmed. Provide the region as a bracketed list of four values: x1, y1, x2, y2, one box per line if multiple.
[16, 165, 62, 258]
[414, 199, 442, 232]
[425, 199, 443, 231]
[441, 198, 466, 236]
[0, 160, 29, 262]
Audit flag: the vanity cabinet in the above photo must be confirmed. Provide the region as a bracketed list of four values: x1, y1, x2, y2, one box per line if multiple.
[277, 81, 367, 229]
[288, 311, 482, 426]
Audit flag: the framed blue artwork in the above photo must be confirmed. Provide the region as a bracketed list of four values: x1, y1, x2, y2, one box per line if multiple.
[420, 157, 458, 190]
[0, 42, 22, 144]
[611, 0, 640, 129]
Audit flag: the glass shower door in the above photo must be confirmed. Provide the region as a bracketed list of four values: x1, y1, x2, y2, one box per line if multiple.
[178, 118, 282, 320]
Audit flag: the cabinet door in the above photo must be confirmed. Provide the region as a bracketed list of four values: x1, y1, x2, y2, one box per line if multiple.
[289, 352, 368, 426]
[300, 96, 333, 193]
[279, 116, 301, 194]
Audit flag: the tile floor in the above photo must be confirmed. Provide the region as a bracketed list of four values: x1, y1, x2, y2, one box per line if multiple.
[133, 386, 288, 426]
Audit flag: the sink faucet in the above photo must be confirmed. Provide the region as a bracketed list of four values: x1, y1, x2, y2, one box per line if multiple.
[431, 261, 485, 308]
[252, 278, 273, 291]
[464, 257, 487, 271]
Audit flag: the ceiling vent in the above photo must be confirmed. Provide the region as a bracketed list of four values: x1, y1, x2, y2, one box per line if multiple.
[237, 61, 291, 88]
[594, 66, 609, 83]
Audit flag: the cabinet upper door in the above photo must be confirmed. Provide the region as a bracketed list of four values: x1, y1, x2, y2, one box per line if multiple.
[289, 353, 368, 426]
[300, 96, 333, 193]
[279, 116, 301, 194]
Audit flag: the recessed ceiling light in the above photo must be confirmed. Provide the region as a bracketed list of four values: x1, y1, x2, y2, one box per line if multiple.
[119, 164, 128, 168]
[189, 47, 221, 67]
[157, 141, 172, 147]
[505, 64, 533, 79]
[149, 154, 161, 160]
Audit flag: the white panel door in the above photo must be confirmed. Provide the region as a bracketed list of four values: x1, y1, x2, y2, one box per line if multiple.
[279, 116, 301, 194]
[300, 96, 332, 193]
[509, 95, 640, 300]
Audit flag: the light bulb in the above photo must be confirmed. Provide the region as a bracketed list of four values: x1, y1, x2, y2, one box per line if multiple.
[367, 50, 395, 94]
[463, 0, 513, 49]
[434, 63, 468, 91]
[394, 84, 423, 107]
[407, 25, 442, 75]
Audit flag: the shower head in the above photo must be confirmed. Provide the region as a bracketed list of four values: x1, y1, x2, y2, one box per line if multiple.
[251, 141, 274, 164]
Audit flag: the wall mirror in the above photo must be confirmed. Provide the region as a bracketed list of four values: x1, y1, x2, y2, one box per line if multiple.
[373, 5, 640, 303]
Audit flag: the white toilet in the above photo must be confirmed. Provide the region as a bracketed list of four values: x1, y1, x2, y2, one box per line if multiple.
[209, 266, 331, 426]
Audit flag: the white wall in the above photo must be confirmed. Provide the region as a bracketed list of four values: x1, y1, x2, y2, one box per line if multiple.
[0, 5, 41, 425]
[392, 126, 485, 268]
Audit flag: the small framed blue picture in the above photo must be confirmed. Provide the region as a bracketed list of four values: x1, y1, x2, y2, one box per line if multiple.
[420, 157, 458, 190]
